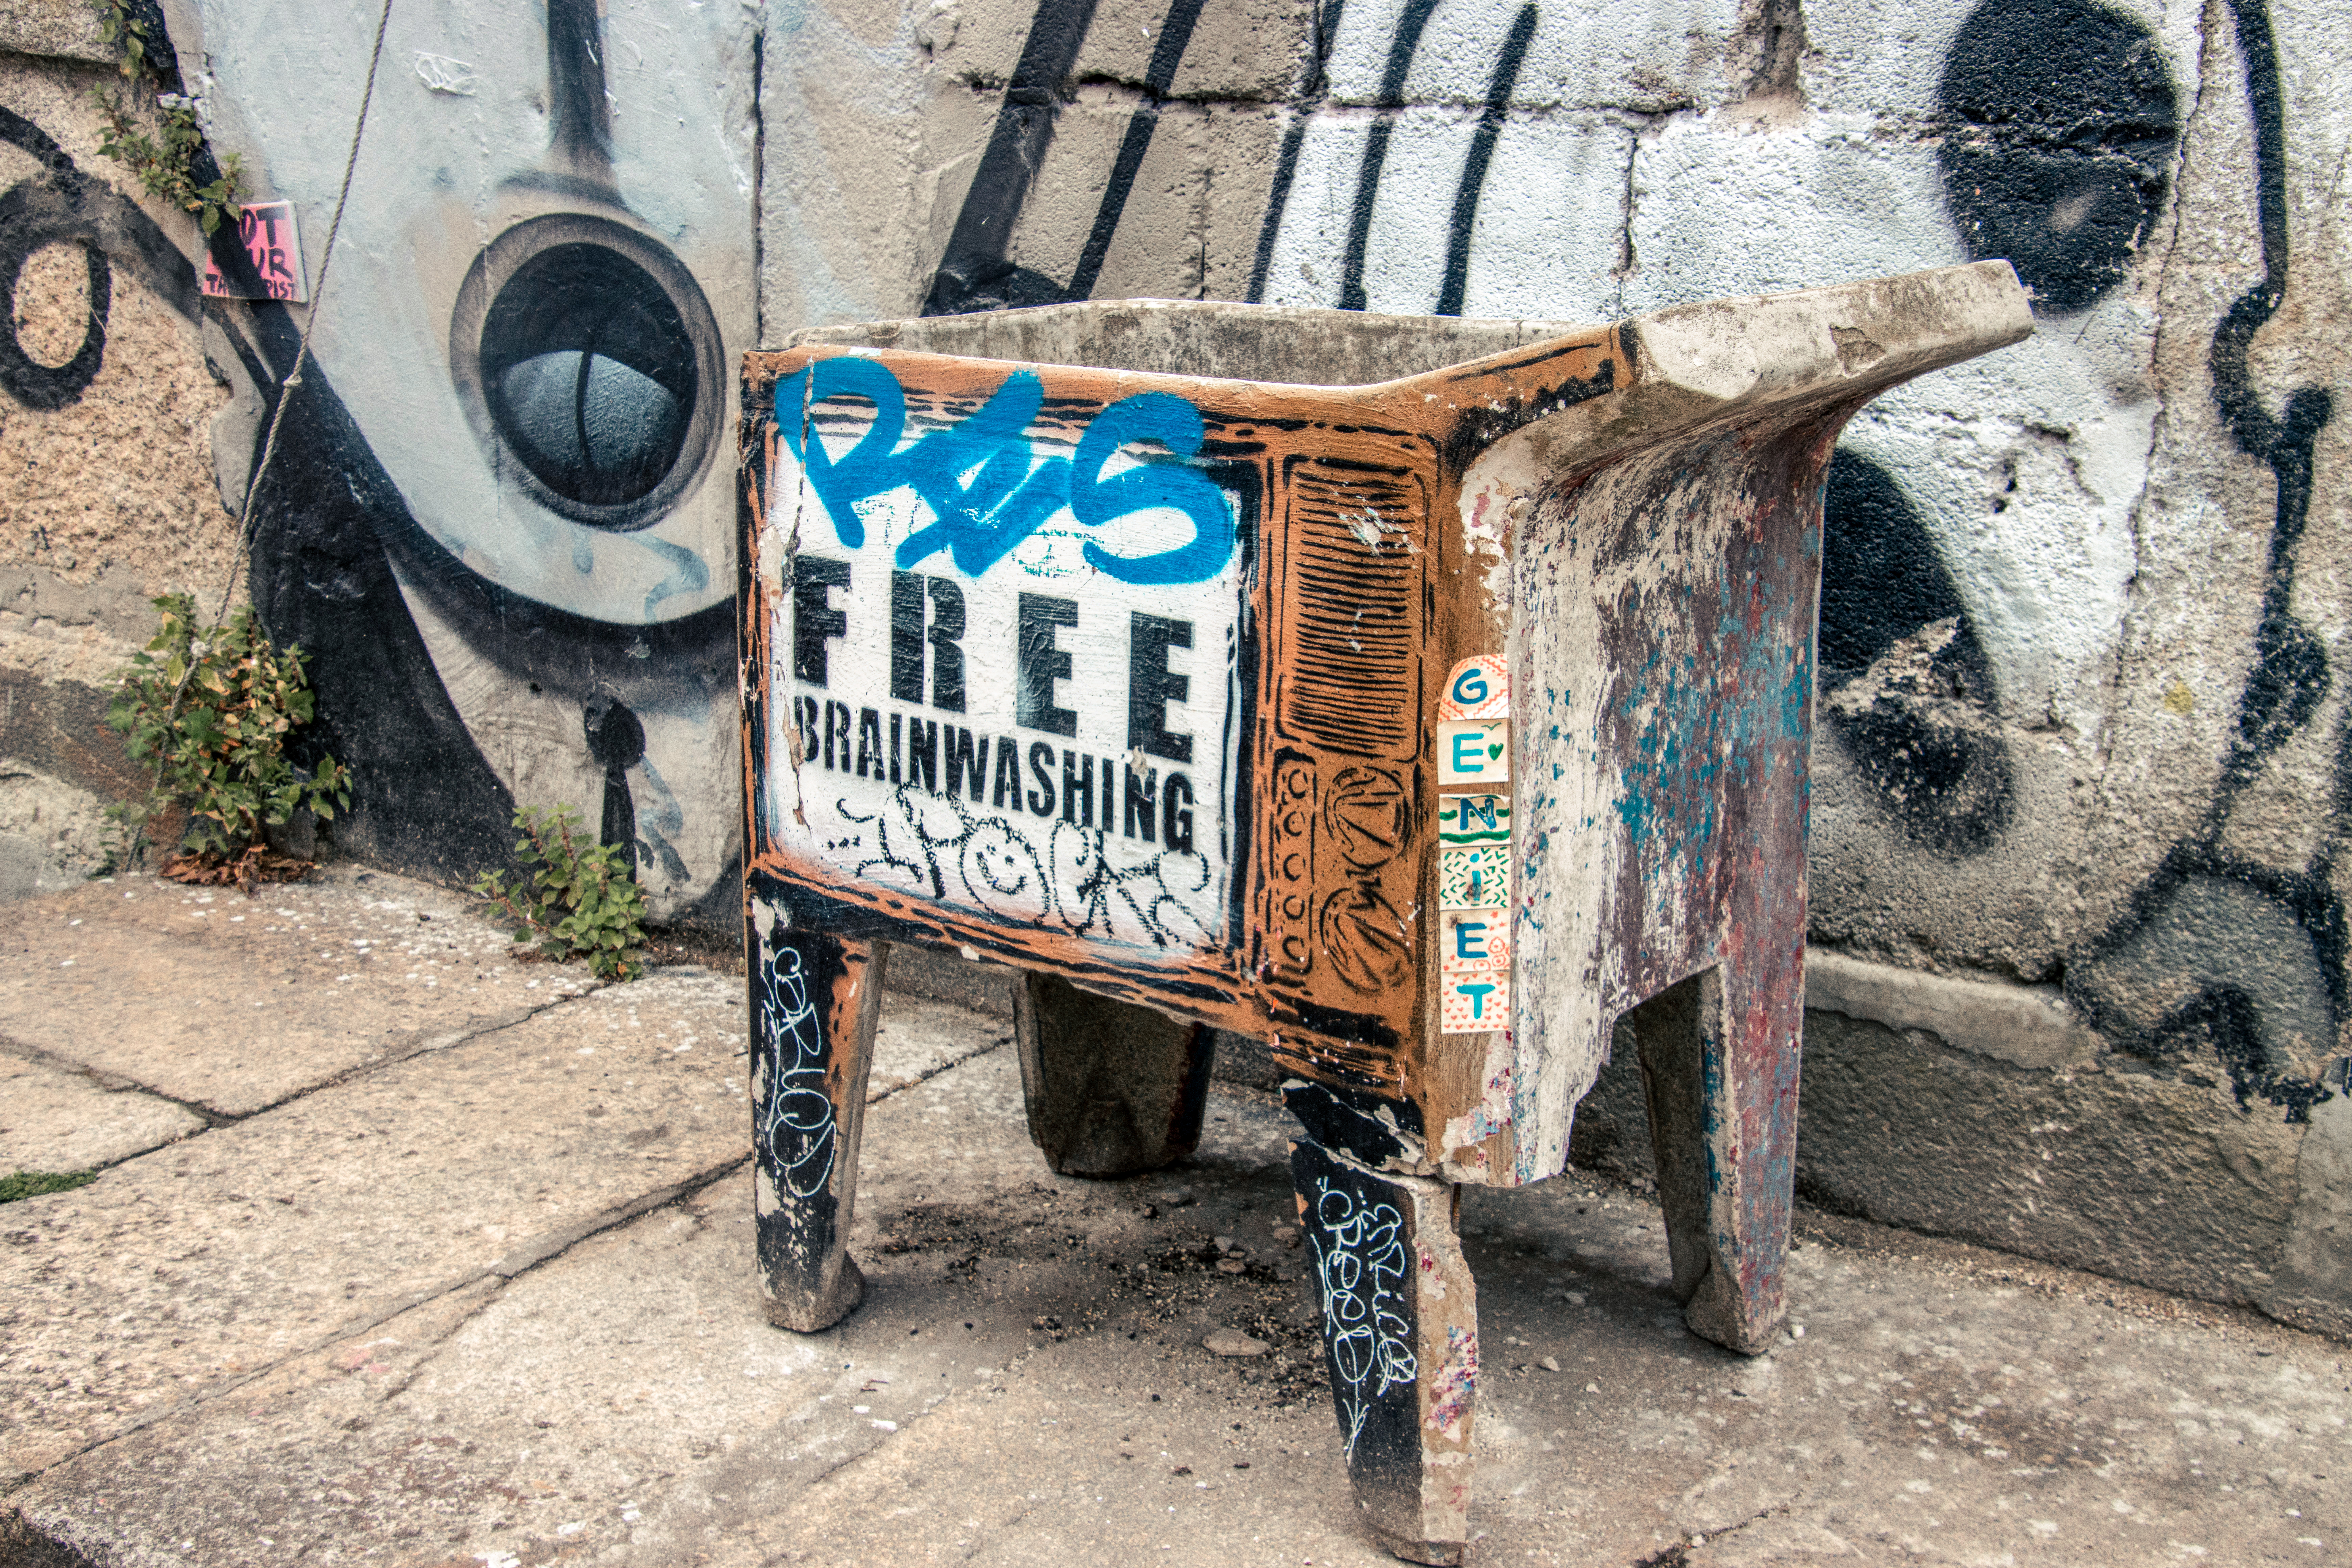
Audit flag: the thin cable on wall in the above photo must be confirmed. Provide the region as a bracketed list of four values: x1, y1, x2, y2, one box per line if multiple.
[212, 0, 396, 629]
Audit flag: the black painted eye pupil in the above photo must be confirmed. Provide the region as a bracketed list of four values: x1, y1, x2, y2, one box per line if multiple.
[480, 243, 696, 510]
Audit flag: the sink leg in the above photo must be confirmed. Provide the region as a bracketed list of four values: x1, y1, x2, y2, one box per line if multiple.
[1630, 958, 1799, 1355]
[749, 925, 887, 1332]
[1014, 971, 1213, 1177]
[1290, 1136, 1478, 1565]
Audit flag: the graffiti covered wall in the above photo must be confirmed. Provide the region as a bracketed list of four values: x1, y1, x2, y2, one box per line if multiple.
[158, 0, 760, 921]
[4, 0, 2349, 1321]
[0, 18, 238, 894]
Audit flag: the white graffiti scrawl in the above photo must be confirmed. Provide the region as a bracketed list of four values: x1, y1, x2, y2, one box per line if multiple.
[1307, 1177, 1418, 1457]
[754, 947, 836, 1201]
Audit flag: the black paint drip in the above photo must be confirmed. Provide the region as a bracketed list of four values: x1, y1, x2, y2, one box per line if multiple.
[1817, 450, 2013, 855]
[2072, 0, 2345, 1121]
[585, 692, 646, 876]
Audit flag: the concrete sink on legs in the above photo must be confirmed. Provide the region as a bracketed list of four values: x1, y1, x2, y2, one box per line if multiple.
[735, 264, 2033, 1562]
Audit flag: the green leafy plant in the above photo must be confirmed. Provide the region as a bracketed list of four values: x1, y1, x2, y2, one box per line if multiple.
[106, 593, 350, 881]
[87, 0, 243, 235]
[471, 806, 649, 982]
[1, 1169, 97, 1204]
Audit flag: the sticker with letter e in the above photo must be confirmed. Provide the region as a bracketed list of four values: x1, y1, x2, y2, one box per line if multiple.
[1439, 907, 1511, 976]
[1437, 720, 1508, 786]
[1438, 906, 1509, 1033]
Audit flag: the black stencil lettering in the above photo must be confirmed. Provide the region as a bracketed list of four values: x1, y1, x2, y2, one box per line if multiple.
[792, 555, 850, 686]
[890, 712, 903, 783]
[1027, 740, 1058, 817]
[907, 716, 940, 793]
[947, 727, 989, 801]
[894, 572, 968, 710]
[856, 707, 884, 779]
[1163, 770, 1195, 853]
[824, 700, 853, 771]
[994, 734, 1024, 809]
[1128, 613, 1194, 763]
[927, 577, 968, 712]
[1102, 756, 1115, 829]
[1018, 594, 1080, 737]
[890, 571, 926, 703]
[1124, 764, 1157, 842]
[795, 696, 819, 764]
[1062, 750, 1095, 826]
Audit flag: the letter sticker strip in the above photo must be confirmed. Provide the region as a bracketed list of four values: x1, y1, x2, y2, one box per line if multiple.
[1437, 659, 1511, 1033]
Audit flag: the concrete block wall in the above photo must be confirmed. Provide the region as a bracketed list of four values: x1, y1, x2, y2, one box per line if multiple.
[2, 0, 2348, 1333]
[0, 34, 242, 895]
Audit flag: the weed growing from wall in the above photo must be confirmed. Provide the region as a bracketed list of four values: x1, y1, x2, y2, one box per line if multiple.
[107, 593, 351, 887]
[473, 806, 650, 982]
[86, 0, 244, 235]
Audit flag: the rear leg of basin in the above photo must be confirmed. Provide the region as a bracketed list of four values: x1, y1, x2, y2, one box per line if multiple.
[750, 926, 887, 1332]
[1629, 959, 1799, 1355]
[1013, 970, 1212, 1177]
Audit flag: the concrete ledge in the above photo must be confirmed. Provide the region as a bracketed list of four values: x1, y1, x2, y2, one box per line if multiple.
[0, 2, 112, 66]
[1803, 948, 2099, 1071]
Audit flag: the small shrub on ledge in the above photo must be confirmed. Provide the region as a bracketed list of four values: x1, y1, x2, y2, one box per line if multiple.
[472, 805, 649, 982]
[106, 593, 351, 892]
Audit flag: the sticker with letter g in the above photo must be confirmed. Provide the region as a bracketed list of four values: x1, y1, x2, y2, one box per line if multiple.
[1437, 720, 1508, 786]
[1439, 655, 1509, 721]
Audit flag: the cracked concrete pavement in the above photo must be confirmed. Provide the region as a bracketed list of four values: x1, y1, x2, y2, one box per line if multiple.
[1, 868, 2347, 1566]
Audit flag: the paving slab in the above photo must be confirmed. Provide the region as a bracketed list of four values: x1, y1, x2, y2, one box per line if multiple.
[0, 965, 752, 1481]
[11, 1021, 2349, 1568]
[0, 1053, 201, 1172]
[0, 870, 595, 1117]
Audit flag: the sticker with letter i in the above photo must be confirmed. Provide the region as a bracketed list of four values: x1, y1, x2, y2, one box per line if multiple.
[1440, 846, 1507, 909]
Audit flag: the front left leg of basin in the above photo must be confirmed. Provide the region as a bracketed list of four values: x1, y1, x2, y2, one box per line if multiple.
[1292, 1137, 1479, 1566]
[750, 928, 887, 1332]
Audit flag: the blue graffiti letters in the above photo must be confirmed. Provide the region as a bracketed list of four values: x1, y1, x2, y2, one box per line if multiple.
[1070, 391, 1236, 586]
[774, 357, 907, 550]
[775, 359, 1235, 585]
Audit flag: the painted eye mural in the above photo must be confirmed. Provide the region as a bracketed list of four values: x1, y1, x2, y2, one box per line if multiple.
[175, 0, 756, 922]
[463, 228, 714, 521]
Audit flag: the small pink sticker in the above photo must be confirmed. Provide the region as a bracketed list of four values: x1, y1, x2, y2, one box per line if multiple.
[1439, 655, 1509, 721]
[200, 200, 308, 302]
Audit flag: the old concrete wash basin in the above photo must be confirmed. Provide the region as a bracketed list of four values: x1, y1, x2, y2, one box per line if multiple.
[734, 263, 2032, 1562]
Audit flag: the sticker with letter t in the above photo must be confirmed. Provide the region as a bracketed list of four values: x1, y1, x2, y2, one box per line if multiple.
[1437, 720, 1508, 786]
[1439, 906, 1511, 1034]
